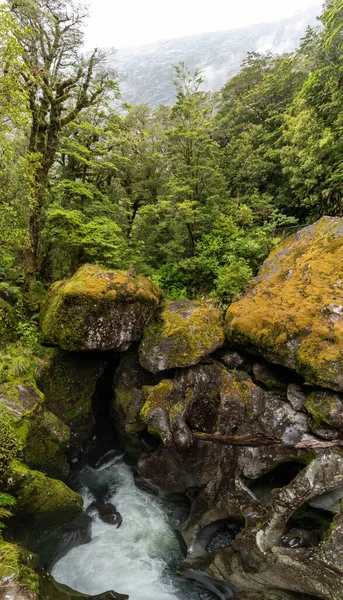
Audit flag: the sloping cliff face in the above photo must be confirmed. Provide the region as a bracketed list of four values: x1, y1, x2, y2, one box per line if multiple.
[3, 217, 343, 600]
[112, 7, 320, 107]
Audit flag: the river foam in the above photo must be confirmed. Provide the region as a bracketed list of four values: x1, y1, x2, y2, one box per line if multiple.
[52, 456, 214, 600]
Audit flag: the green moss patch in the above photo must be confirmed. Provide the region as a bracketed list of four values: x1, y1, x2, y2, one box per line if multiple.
[0, 539, 39, 593]
[7, 462, 82, 541]
[0, 380, 70, 480]
[139, 300, 224, 373]
[0, 298, 18, 346]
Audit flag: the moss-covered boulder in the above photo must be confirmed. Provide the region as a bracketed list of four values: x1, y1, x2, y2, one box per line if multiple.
[37, 349, 107, 443]
[0, 298, 18, 345]
[225, 217, 343, 391]
[139, 300, 224, 373]
[7, 462, 82, 542]
[0, 382, 70, 479]
[40, 264, 163, 352]
[305, 389, 343, 439]
[0, 539, 39, 598]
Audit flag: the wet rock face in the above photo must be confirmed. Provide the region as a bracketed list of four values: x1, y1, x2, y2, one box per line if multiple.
[219, 451, 343, 599]
[225, 216, 343, 392]
[139, 300, 225, 373]
[40, 264, 163, 352]
[112, 348, 158, 445]
[36, 349, 108, 443]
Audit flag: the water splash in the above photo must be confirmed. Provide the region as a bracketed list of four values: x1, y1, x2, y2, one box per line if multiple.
[52, 457, 214, 600]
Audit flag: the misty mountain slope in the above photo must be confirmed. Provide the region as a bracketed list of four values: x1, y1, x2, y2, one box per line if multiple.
[111, 6, 320, 107]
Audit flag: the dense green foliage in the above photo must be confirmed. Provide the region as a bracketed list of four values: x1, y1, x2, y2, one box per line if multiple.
[0, 412, 22, 477]
[0, 0, 342, 305]
[0, 492, 16, 529]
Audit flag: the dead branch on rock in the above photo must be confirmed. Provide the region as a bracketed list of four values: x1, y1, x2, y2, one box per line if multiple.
[193, 432, 282, 446]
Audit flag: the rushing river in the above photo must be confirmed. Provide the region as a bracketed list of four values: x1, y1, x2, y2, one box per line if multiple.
[51, 456, 217, 600]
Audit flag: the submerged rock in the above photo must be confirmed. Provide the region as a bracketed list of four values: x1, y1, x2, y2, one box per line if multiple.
[40, 264, 163, 352]
[139, 300, 224, 373]
[281, 527, 320, 549]
[225, 217, 343, 392]
[87, 501, 123, 527]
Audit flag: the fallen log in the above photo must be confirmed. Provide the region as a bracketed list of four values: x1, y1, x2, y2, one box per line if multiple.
[193, 432, 282, 447]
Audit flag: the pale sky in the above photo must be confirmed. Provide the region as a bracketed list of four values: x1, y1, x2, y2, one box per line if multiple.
[85, 0, 321, 49]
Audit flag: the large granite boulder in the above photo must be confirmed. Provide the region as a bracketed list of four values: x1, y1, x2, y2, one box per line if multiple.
[0, 382, 70, 480]
[139, 300, 224, 373]
[40, 265, 163, 352]
[225, 217, 343, 391]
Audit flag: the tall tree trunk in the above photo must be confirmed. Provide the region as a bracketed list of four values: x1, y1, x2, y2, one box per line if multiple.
[23, 174, 48, 290]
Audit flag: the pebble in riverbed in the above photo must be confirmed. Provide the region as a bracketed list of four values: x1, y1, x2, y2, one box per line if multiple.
[206, 523, 241, 553]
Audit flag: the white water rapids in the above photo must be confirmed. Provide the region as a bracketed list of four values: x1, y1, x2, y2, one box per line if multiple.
[51, 456, 215, 600]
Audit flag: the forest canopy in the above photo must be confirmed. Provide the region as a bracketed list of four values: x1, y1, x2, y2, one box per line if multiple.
[0, 0, 342, 308]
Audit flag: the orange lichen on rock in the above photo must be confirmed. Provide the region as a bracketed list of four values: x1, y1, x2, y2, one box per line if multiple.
[225, 217, 343, 391]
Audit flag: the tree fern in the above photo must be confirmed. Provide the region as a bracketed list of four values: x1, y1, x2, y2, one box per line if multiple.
[0, 492, 16, 530]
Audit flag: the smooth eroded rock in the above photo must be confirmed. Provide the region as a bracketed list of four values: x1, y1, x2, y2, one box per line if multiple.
[225, 217, 343, 391]
[40, 264, 163, 351]
[139, 300, 224, 373]
[39, 571, 129, 600]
